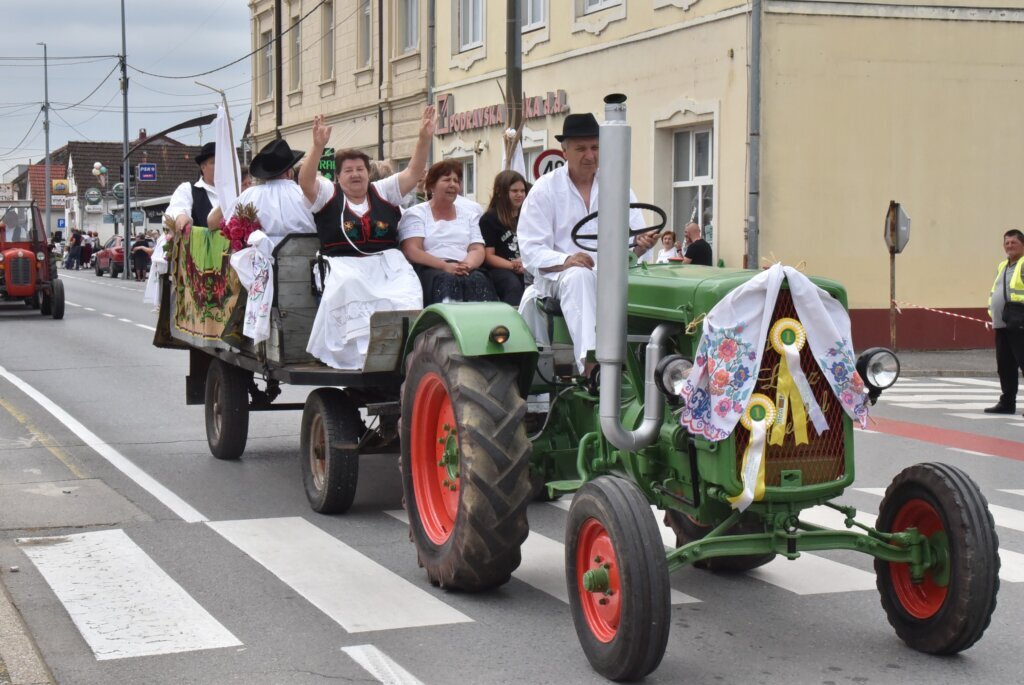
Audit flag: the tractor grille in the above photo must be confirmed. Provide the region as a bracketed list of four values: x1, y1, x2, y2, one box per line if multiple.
[8, 256, 32, 286]
[733, 290, 847, 486]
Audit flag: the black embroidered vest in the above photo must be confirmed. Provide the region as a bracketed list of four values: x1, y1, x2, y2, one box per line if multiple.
[314, 183, 402, 256]
[190, 183, 214, 228]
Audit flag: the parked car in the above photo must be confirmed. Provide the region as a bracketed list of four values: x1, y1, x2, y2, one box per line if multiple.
[94, 235, 124, 277]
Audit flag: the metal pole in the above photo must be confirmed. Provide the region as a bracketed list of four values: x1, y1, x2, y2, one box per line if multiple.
[377, 0, 385, 160]
[888, 204, 897, 350]
[121, 0, 132, 280]
[745, 0, 762, 268]
[37, 43, 51, 239]
[505, 0, 522, 170]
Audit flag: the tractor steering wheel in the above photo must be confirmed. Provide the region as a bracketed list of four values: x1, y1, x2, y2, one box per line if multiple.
[569, 203, 668, 252]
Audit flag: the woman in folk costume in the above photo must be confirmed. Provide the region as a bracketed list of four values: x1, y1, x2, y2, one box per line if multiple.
[398, 161, 497, 305]
[297, 109, 433, 370]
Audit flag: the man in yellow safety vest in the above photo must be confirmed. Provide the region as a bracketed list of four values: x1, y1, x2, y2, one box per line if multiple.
[985, 229, 1024, 415]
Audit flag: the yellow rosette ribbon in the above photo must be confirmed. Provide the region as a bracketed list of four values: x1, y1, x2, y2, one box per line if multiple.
[728, 394, 777, 511]
[768, 318, 828, 446]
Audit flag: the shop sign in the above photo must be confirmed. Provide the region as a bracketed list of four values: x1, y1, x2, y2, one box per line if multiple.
[51, 179, 70, 194]
[85, 187, 103, 204]
[318, 147, 336, 182]
[85, 205, 103, 213]
[436, 90, 570, 135]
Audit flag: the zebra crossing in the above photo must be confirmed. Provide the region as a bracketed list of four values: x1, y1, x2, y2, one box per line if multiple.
[15, 485, 1024, 679]
[879, 377, 1024, 423]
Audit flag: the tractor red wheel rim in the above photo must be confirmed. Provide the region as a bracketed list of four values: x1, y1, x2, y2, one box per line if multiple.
[410, 372, 459, 545]
[576, 518, 621, 643]
[890, 498, 947, 619]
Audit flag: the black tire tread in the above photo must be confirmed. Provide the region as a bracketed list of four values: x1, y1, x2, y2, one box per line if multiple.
[300, 388, 363, 514]
[400, 325, 532, 591]
[204, 360, 250, 461]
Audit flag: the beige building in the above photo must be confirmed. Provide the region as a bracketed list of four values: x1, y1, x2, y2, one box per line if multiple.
[251, 0, 1024, 349]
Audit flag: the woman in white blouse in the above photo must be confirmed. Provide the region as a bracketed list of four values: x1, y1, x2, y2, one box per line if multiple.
[398, 161, 498, 305]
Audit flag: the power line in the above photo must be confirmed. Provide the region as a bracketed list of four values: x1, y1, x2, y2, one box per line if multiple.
[0, 109, 42, 154]
[51, 108, 94, 142]
[53, 62, 120, 111]
[0, 54, 120, 60]
[0, 57, 118, 68]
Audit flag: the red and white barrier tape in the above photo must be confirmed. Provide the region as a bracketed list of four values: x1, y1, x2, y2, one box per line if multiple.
[891, 300, 990, 326]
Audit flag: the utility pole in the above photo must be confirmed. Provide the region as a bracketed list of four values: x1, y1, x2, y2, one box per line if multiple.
[120, 0, 132, 280]
[504, 0, 522, 170]
[37, 42, 51, 237]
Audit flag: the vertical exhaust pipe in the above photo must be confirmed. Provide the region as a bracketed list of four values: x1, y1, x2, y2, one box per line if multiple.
[596, 94, 673, 453]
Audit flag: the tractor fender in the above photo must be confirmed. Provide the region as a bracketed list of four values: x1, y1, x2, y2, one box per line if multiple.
[404, 303, 539, 394]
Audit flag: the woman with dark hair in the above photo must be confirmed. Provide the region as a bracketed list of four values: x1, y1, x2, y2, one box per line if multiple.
[398, 160, 497, 305]
[480, 170, 528, 306]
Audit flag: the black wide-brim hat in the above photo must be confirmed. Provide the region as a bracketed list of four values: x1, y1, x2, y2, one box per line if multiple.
[194, 141, 216, 164]
[249, 139, 305, 180]
[555, 113, 600, 142]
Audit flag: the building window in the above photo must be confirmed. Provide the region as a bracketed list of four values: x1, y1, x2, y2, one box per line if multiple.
[459, 158, 476, 198]
[398, 0, 418, 53]
[259, 29, 274, 100]
[522, 0, 545, 30]
[459, 0, 483, 51]
[671, 128, 714, 245]
[289, 12, 301, 91]
[583, 0, 621, 13]
[321, 2, 334, 80]
[358, 0, 372, 68]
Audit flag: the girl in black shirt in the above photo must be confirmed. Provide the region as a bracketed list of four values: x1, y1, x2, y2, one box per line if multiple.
[480, 170, 529, 306]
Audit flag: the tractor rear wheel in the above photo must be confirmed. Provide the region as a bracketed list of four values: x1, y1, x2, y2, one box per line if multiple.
[49, 279, 65, 320]
[566, 476, 671, 681]
[663, 509, 775, 572]
[399, 324, 532, 591]
[300, 388, 364, 514]
[875, 462, 999, 654]
[204, 360, 251, 460]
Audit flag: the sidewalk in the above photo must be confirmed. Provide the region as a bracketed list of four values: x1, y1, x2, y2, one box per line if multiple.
[892, 348, 996, 378]
[0, 573, 53, 685]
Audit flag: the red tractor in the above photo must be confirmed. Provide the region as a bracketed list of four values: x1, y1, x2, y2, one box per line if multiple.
[0, 200, 64, 319]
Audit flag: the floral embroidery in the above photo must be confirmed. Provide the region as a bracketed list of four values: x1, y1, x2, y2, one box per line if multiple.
[680, 324, 758, 440]
[818, 338, 869, 426]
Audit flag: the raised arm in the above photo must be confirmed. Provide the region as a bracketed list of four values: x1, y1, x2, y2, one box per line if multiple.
[299, 114, 332, 204]
[395, 105, 435, 197]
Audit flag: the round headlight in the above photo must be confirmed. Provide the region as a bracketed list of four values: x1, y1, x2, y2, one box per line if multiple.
[36, 251, 45, 262]
[856, 347, 900, 391]
[655, 354, 694, 397]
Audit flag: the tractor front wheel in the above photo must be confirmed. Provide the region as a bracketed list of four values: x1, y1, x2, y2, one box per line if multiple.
[49, 279, 65, 320]
[663, 509, 775, 573]
[399, 324, 532, 591]
[875, 462, 999, 654]
[566, 476, 671, 681]
[300, 388, 364, 514]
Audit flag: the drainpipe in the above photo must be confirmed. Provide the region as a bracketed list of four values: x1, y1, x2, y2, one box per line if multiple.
[745, 0, 762, 268]
[426, 0, 435, 164]
[596, 94, 677, 452]
[377, 0, 385, 160]
[274, 0, 283, 137]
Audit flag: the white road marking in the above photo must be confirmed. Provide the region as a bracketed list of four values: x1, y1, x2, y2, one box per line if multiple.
[998, 550, 1024, 583]
[1000, 490, 1024, 497]
[84, 307, 95, 311]
[65, 301, 82, 308]
[101, 313, 115, 318]
[135, 323, 156, 331]
[858, 487, 1024, 533]
[342, 645, 424, 685]
[885, 386, 991, 393]
[884, 402, 995, 410]
[386, 509, 698, 605]
[950, 448, 991, 456]
[748, 554, 877, 594]
[117, 317, 132, 323]
[208, 517, 471, 633]
[943, 378, 1002, 388]
[18, 529, 240, 660]
[884, 395, 1003, 402]
[0, 364, 207, 523]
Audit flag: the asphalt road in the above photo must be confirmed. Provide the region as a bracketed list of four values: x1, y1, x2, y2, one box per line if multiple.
[0, 271, 1022, 685]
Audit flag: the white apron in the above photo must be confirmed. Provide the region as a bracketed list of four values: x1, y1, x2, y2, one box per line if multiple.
[306, 249, 423, 370]
[229, 231, 275, 343]
[143, 234, 169, 306]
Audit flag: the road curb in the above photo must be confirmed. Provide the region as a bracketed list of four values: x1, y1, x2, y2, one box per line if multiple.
[901, 369, 998, 378]
[0, 573, 53, 685]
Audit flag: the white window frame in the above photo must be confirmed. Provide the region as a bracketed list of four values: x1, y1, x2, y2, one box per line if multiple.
[671, 127, 715, 245]
[357, 0, 372, 69]
[583, 0, 621, 14]
[321, 1, 334, 80]
[397, 0, 419, 53]
[459, 157, 476, 199]
[288, 12, 302, 91]
[259, 28, 274, 101]
[458, 0, 484, 51]
[522, 0, 546, 31]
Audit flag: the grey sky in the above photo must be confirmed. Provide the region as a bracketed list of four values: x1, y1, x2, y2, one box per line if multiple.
[1, 0, 252, 174]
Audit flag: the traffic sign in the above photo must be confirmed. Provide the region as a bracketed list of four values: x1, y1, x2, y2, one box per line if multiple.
[138, 163, 157, 181]
[57, 218, 66, 229]
[532, 149, 565, 181]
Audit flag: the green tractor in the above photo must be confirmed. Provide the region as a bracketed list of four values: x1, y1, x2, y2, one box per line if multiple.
[396, 96, 1000, 680]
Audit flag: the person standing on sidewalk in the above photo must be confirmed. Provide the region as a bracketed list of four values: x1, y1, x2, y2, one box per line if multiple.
[984, 228, 1024, 415]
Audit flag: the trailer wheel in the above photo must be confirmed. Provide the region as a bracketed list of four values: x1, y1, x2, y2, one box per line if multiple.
[663, 509, 775, 572]
[49, 279, 65, 320]
[300, 388, 364, 514]
[566, 476, 671, 681]
[399, 324, 531, 591]
[875, 462, 999, 654]
[204, 359, 251, 460]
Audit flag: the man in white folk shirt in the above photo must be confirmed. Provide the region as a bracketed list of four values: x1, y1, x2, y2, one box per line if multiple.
[234, 139, 317, 246]
[518, 113, 658, 374]
[167, 142, 219, 231]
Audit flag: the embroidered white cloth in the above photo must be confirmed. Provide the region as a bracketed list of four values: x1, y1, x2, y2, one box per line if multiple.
[229, 230, 275, 343]
[306, 249, 423, 370]
[143, 233, 169, 306]
[679, 264, 869, 443]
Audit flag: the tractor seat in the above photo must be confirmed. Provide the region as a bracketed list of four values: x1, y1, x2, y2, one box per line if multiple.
[538, 296, 563, 317]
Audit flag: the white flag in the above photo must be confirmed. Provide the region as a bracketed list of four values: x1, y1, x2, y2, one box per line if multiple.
[213, 105, 241, 219]
[501, 128, 527, 177]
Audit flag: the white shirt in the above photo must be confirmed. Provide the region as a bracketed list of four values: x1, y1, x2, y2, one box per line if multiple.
[398, 200, 485, 262]
[655, 246, 681, 263]
[310, 175, 403, 216]
[167, 178, 218, 223]
[518, 165, 645, 277]
[234, 179, 316, 247]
